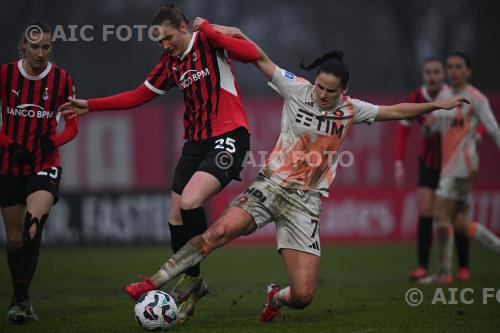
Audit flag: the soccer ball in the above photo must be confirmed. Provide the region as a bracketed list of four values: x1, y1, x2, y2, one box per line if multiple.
[134, 290, 177, 331]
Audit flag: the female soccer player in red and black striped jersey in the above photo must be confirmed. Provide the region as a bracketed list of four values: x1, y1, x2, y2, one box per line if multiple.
[394, 58, 472, 282]
[59, 4, 259, 322]
[0, 21, 78, 324]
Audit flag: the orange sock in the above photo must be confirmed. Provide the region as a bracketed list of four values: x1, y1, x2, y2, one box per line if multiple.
[467, 222, 479, 239]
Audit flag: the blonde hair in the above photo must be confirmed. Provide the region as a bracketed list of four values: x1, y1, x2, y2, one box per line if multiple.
[18, 21, 52, 59]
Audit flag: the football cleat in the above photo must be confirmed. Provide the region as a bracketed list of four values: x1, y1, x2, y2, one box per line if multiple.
[19, 300, 38, 321]
[169, 274, 202, 305]
[6, 302, 27, 325]
[408, 266, 428, 282]
[418, 274, 453, 285]
[176, 280, 209, 324]
[457, 267, 471, 281]
[260, 284, 281, 322]
[125, 276, 156, 300]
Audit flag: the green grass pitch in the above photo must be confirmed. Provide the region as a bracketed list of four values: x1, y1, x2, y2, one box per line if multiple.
[1, 244, 499, 332]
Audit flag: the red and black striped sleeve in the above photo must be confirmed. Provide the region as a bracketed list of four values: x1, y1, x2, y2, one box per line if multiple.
[53, 73, 78, 147]
[144, 53, 176, 94]
[198, 21, 260, 63]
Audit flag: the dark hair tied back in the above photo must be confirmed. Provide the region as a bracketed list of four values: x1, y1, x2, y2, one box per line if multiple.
[300, 50, 349, 88]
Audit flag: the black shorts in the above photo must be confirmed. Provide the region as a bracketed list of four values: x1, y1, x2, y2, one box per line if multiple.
[417, 158, 440, 190]
[0, 166, 62, 207]
[172, 127, 250, 194]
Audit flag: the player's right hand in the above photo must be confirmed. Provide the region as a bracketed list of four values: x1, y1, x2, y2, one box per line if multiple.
[394, 161, 406, 188]
[436, 97, 470, 110]
[59, 97, 90, 119]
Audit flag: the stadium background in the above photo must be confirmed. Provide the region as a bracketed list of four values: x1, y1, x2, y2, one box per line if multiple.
[1, 0, 499, 245]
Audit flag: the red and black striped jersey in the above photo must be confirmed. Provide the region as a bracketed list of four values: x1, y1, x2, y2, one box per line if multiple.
[145, 31, 249, 141]
[396, 86, 446, 171]
[0, 60, 75, 175]
[409, 87, 441, 170]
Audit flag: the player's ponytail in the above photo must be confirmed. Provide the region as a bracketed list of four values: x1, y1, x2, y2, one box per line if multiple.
[18, 21, 52, 60]
[300, 50, 349, 88]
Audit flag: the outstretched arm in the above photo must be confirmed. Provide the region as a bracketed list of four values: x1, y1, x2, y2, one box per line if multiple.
[375, 97, 470, 121]
[59, 83, 158, 118]
[194, 18, 277, 81]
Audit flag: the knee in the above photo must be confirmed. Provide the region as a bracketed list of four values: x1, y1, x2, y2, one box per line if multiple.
[433, 206, 448, 227]
[417, 196, 434, 217]
[5, 227, 23, 248]
[169, 208, 182, 225]
[179, 195, 203, 210]
[6, 238, 23, 250]
[418, 202, 434, 217]
[453, 219, 469, 235]
[290, 289, 315, 309]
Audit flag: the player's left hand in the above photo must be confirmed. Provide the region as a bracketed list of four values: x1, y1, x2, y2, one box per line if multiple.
[59, 97, 90, 119]
[436, 97, 470, 110]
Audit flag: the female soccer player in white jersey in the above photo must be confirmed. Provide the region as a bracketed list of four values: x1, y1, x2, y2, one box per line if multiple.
[125, 18, 469, 321]
[420, 52, 500, 284]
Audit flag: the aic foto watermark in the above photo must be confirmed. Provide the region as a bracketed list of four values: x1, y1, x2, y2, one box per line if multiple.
[25, 24, 162, 43]
[214, 150, 355, 170]
[405, 287, 500, 307]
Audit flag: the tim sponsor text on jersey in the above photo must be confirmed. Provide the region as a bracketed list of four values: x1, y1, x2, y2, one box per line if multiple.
[6, 104, 56, 119]
[295, 108, 345, 138]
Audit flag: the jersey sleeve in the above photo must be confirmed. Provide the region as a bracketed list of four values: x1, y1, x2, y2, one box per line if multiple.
[351, 99, 379, 124]
[474, 94, 500, 148]
[144, 54, 176, 95]
[64, 73, 76, 100]
[0, 64, 3, 92]
[198, 22, 260, 63]
[394, 122, 412, 162]
[268, 66, 310, 99]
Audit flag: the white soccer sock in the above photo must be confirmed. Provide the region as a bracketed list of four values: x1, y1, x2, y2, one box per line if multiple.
[272, 286, 291, 309]
[469, 222, 500, 254]
[436, 226, 454, 276]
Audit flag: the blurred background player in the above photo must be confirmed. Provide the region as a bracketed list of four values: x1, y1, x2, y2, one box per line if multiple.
[421, 52, 500, 283]
[59, 4, 259, 323]
[0, 21, 78, 324]
[124, 18, 469, 322]
[394, 58, 472, 282]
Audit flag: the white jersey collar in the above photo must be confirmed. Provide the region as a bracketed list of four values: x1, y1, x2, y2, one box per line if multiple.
[178, 32, 198, 60]
[18, 59, 52, 81]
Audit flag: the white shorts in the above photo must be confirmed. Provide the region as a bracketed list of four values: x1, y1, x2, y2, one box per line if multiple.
[230, 175, 322, 257]
[436, 175, 474, 202]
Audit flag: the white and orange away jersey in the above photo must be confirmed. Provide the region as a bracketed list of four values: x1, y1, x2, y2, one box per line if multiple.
[260, 67, 379, 196]
[432, 84, 500, 178]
